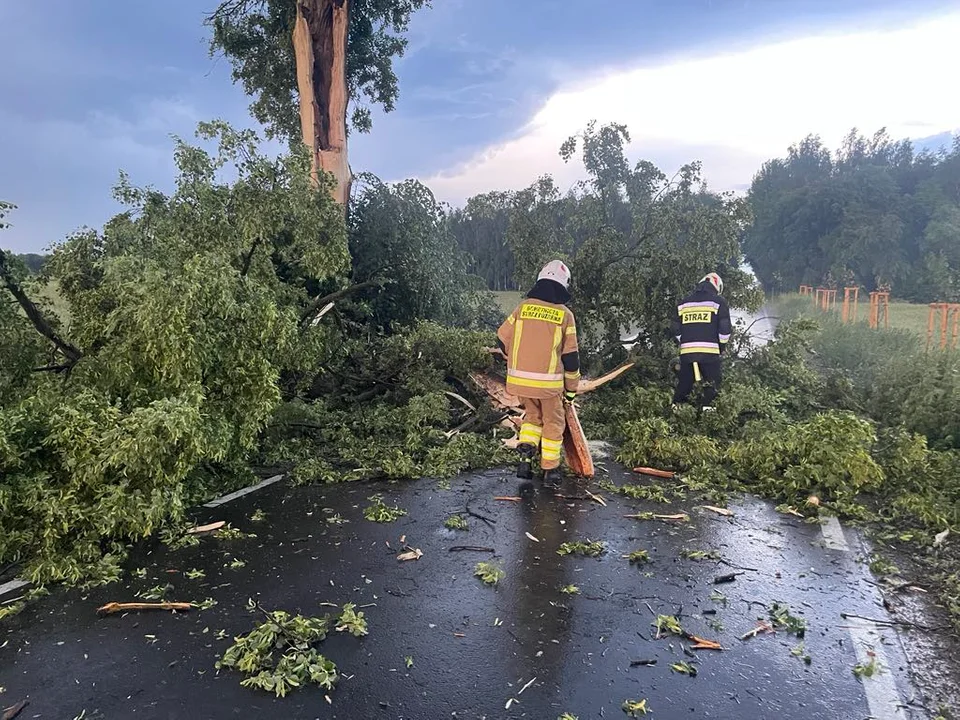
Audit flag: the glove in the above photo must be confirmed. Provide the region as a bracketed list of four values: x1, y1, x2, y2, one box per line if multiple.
[564, 390, 577, 404]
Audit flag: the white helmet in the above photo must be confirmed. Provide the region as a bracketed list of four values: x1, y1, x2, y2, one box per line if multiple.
[700, 272, 723, 294]
[538, 260, 571, 289]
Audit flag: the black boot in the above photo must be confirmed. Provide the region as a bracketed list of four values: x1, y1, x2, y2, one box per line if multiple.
[542, 468, 562, 488]
[516, 443, 535, 480]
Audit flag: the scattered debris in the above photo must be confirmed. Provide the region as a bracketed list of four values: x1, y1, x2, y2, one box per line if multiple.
[1, 700, 28, 720]
[250, 509, 267, 522]
[474, 562, 505, 585]
[184, 568, 206, 580]
[853, 652, 882, 680]
[558, 714, 579, 720]
[710, 590, 728, 606]
[217, 600, 340, 697]
[622, 698, 651, 716]
[681, 549, 722, 562]
[0, 602, 24, 621]
[671, 661, 698, 677]
[518, 677, 537, 694]
[97, 602, 193, 616]
[629, 659, 657, 667]
[525, 532, 540, 543]
[195, 597, 218, 610]
[396, 547, 423, 562]
[632, 467, 675, 479]
[839, 612, 947, 632]
[654, 615, 683, 639]
[226, 558, 246, 570]
[560, 584, 581, 595]
[740, 621, 774, 641]
[775, 504, 805, 518]
[806, 495, 820, 507]
[934, 528, 950, 547]
[557, 540, 606, 557]
[791, 642, 812, 665]
[217, 524, 257, 540]
[449, 546, 495, 553]
[505, 697, 518, 710]
[624, 512, 689, 522]
[769, 602, 807, 638]
[494, 496, 522, 502]
[325, 513, 348, 525]
[137, 583, 173, 601]
[624, 550, 650, 564]
[585, 490, 607, 506]
[364, 495, 407, 523]
[335, 604, 368, 637]
[444, 515, 469, 531]
[702, 505, 733, 517]
[687, 635, 723, 651]
[713, 572, 742, 584]
[404, 656, 414, 669]
[186, 521, 225, 535]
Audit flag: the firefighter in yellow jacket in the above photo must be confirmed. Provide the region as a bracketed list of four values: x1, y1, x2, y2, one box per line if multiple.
[497, 260, 580, 487]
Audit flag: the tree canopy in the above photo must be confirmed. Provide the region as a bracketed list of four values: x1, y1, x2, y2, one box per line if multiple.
[744, 129, 960, 300]
[453, 121, 762, 370]
[208, 0, 429, 140]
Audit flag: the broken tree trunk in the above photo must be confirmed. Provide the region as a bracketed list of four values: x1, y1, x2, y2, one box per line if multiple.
[293, 0, 351, 205]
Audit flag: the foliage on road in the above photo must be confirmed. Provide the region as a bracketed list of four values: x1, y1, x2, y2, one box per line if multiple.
[581, 307, 960, 630]
[0, 123, 506, 586]
[216, 600, 361, 697]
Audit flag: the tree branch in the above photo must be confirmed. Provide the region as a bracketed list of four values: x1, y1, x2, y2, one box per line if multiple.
[240, 237, 262, 277]
[298, 279, 382, 325]
[0, 249, 82, 365]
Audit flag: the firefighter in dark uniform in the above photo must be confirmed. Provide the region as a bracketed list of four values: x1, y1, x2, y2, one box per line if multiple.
[671, 273, 732, 410]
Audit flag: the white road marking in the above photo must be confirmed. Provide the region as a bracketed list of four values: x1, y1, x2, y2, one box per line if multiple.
[848, 619, 909, 720]
[821, 514, 851, 551]
[0, 579, 29, 599]
[820, 515, 909, 719]
[202, 474, 284, 508]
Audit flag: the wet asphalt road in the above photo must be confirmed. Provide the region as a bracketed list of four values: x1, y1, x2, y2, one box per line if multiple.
[0, 465, 924, 720]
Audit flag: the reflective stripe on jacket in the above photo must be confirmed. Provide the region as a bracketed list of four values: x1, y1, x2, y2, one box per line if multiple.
[670, 286, 732, 363]
[497, 300, 579, 399]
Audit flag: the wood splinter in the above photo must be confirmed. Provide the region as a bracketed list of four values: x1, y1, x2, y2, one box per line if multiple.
[97, 601, 194, 616]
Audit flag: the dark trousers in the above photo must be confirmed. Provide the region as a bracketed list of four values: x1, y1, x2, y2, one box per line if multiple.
[673, 359, 722, 406]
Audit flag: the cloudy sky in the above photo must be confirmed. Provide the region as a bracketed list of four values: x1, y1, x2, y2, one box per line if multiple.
[1, 0, 959, 253]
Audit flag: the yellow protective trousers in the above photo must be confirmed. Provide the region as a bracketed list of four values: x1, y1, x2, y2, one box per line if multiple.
[518, 395, 566, 470]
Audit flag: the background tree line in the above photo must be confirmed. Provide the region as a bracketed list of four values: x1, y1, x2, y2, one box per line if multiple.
[744, 129, 960, 300]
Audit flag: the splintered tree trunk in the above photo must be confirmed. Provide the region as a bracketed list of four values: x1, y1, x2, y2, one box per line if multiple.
[293, 0, 351, 205]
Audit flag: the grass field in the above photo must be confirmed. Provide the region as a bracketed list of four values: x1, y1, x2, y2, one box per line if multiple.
[493, 290, 523, 314]
[773, 293, 952, 344]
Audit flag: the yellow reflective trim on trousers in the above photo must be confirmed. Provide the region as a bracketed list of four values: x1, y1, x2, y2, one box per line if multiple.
[541, 438, 562, 461]
[507, 377, 564, 389]
[511, 319, 524, 367]
[519, 423, 542, 444]
[548, 325, 562, 374]
[693, 362, 702, 382]
[680, 346, 720, 355]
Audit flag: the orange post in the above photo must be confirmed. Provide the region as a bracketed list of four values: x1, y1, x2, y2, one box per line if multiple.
[953, 305, 960, 349]
[869, 292, 889, 330]
[842, 287, 859, 324]
[799, 285, 813, 297]
[927, 303, 938, 350]
[925, 302, 959, 349]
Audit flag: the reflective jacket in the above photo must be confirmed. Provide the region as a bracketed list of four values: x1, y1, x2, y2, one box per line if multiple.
[497, 298, 580, 399]
[670, 283, 732, 362]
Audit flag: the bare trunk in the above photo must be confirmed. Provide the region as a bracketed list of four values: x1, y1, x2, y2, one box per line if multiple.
[293, 0, 352, 206]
